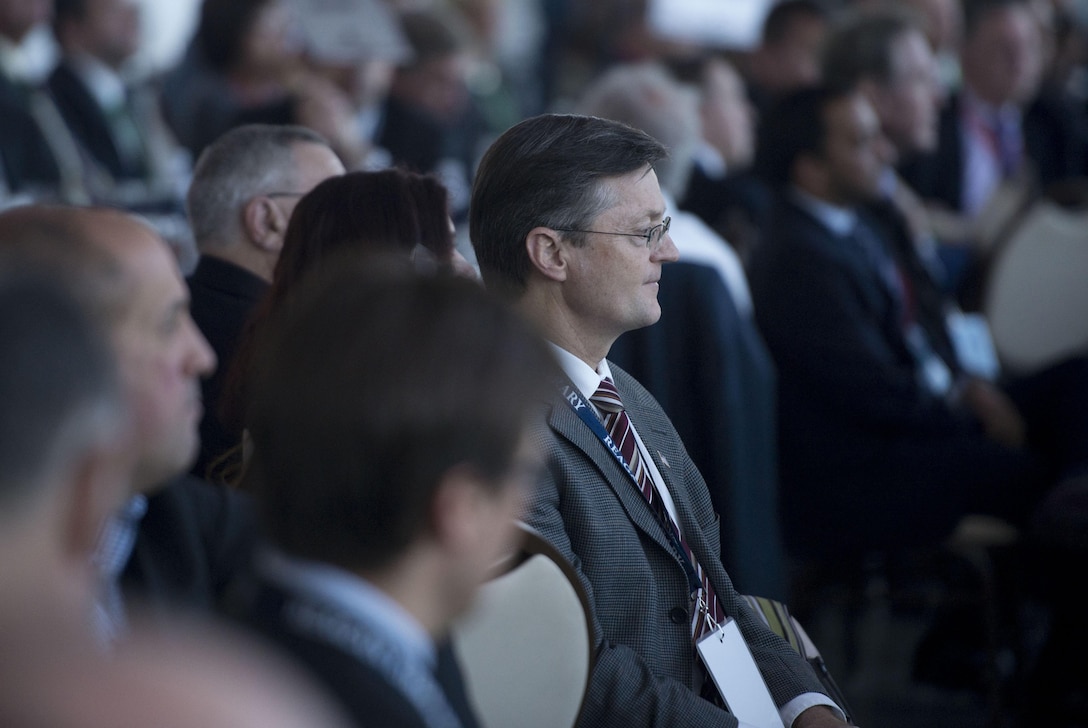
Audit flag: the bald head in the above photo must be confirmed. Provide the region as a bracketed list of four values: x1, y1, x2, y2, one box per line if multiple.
[0, 205, 217, 490]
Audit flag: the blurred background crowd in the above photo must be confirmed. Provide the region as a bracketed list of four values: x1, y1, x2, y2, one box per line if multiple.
[4, 0, 1088, 725]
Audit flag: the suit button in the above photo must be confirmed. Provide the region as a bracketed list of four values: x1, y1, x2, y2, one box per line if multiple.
[669, 607, 687, 625]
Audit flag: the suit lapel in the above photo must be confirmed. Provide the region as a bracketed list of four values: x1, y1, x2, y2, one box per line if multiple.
[612, 370, 719, 571]
[547, 379, 676, 558]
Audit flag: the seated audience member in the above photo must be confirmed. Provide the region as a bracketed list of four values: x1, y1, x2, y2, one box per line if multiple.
[0, 205, 256, 643]
[0, 0, 68, 199]
[748, 84, 1075, 563]
[901, 0, 964, 90]
[290, 0, 415, 173]
[824, 6, 1088, 473]
[231, 257, 556, 728]
[822, 8, 960, 375]
[742, 0, 832, 117]
[675, 54, 769, 265]
[185, 123, 344, 480]
[470, 112, 848, 727]
[0, 265, 128, 651]
[217, 167, 470, 479]
[388, 6, 487, 219]
[160, 0, 359, 164]
[898, 0, 1084, 296]
[48, 0, 189, 209]
[574, 61, 786, 598]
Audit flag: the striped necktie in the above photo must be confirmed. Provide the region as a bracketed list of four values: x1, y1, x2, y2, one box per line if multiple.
[590, 377, 726, 642]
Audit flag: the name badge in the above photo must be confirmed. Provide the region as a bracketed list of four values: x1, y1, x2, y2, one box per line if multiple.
[696, 619, 785, 728]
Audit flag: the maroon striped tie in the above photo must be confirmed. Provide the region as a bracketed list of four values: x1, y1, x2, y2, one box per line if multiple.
[590, 377, 726, 642]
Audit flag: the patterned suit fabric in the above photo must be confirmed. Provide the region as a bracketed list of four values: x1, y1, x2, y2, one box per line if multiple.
[528, 364, 826, 728]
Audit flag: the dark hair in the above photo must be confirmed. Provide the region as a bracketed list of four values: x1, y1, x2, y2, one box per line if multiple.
[0, 269, 120, 505]
[963, 0, 1029, 40]
[269, 168, 454, 307]
[822, 9, 923, 89]
[243, 254, 556, 571]
[761, 0, 830, 46]
[218, 168, 456, 451]
[469, 113, 667, 299]
[51, 0, 87, 32]
[397, 6, 469, 71]
[754, 84, 856, 187]
[196, 0, 274, 73]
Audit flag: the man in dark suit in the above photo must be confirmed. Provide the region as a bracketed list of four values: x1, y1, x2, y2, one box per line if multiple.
[48, 0, 190, 205]
[0, 204, 255, 639]
[231, 258, 556, 728]
[898, 0, 1085, 296]
[749, 85, 1048, 560]
[470, 113, 847, 728]
[184, 123, 344, 480]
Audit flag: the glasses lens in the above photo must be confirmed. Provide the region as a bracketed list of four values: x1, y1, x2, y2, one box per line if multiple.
[649, 217, 670, 248]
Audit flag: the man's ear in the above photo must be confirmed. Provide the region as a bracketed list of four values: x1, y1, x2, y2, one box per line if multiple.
[242, 197, 288, 253]
[524, 227, 569, 283]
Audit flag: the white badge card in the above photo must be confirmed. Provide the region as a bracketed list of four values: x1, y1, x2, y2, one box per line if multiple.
[696, 619, 785, 728]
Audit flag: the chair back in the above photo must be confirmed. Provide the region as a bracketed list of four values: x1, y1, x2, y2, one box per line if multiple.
[451, 522, 594, 728]
[983, 199, 1088, 375]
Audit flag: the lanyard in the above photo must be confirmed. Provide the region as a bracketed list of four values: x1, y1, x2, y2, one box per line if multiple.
[560, 382, 703, 596]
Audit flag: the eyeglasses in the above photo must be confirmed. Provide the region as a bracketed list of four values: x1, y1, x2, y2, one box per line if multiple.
[554, 216, 671, 250]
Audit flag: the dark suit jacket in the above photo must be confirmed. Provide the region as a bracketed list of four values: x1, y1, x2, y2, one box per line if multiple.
[609, 261, 786, 600]
[0, 74, 60, 193]
[899, 90, 1085, 213]
[186, 256, 268, 479]
[47, 60, 148, 181]
[529, 363, 826, 728]
[680, 167, 771, 265]
[748, 194, 1040, 557]
[234, 575, 479, 728]
[122, 475, 256, 612]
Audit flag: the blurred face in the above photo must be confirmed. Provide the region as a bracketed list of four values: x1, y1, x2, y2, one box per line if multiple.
[961, 5, 1043, 105]
[239, 0, 300, 79]
[700, 59, 757, 168]
[814, 93, 894, 206]
[70, 0, 141, 68]
[394, 53, 470, 118]
[869, 29, 943, 155]
[767, 15, 828, 92]
[97, 217, 216, 490]
[559, 167, 679, 349]
[0, 0, 51, 41]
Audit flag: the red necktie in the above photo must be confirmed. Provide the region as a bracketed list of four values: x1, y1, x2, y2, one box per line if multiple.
[590, 377, 727, 642]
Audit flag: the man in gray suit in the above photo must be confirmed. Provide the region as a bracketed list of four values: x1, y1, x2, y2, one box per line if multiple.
[469, 113, 849, 727]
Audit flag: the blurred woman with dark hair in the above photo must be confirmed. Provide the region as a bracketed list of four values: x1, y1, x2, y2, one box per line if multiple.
[211, 168, 475, 484]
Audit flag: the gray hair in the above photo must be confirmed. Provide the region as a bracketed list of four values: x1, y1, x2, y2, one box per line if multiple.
[575, 62, 700, 199]
[186, 124, 332, 252]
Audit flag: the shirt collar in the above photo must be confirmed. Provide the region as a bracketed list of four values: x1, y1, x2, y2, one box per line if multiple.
[92, 493, 148, 579]
[68, 53, 127, 109]
[259, 549, 435, 668]
[548, 343, 612, 400]
[790, 186, 858, 237]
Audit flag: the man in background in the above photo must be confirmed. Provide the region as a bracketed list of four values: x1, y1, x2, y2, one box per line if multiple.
[233, 257, 556, 728]
[185, 123, 345, 479]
